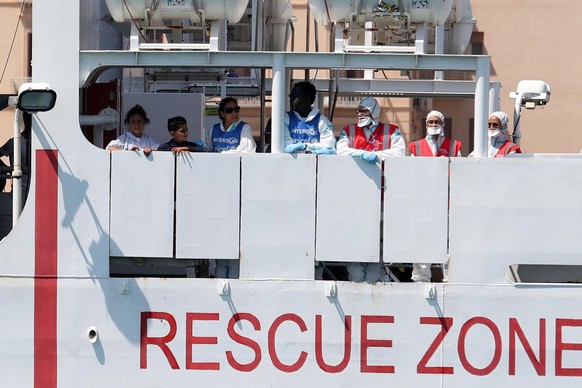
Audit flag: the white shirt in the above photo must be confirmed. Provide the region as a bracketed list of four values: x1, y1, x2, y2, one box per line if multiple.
[106, 132, 160, 151]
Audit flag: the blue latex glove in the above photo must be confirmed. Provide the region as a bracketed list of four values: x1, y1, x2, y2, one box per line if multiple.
[361, 151, 379, 163]
[284, 142, 307, 154]
[194, 140, 206, 148]
[310, 146, 335, 155]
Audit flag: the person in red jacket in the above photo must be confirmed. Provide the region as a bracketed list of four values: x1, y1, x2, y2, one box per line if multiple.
[408, 110, 462, 157]
[408, 110, 461, 282]
[485, 111, 521, 158]
[337, 96, 405, 283]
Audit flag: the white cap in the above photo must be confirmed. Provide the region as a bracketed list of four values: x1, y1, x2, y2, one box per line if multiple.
[426, 110, 445, 126]
[359, 97, 381, 119]
[489, 111, 509, 132]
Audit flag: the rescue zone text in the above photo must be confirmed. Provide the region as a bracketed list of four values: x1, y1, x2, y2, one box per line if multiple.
[141, 311, 582, 376]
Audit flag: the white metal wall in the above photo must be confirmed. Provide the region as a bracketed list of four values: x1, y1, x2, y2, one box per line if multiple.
[110, 151, 174, 257]
[239, 154, 316, 279]
[316, 155, 382, 262]
[383, 157, 449, 263]
[449, 158, 582, 284]
[175, 153, 240, 259]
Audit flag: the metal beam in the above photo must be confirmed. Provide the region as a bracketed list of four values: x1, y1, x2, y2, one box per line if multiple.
[80, 50, 489, 86]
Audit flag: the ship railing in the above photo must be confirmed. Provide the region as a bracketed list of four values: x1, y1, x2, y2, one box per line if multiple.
[106, 152, 582, 285]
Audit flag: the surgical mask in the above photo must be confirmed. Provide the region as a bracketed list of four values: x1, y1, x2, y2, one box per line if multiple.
[358, 116, 373, 127]
[426, 125, 443, 136]
[488, 129, 501, 138]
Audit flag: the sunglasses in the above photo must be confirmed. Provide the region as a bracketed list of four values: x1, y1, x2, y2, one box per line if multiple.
[488, 122, 500, 128]
[223, 106, 241, 114]
[356, 108, 369, 114]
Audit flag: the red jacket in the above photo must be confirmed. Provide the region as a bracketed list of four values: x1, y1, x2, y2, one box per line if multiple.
[494, 141, 521, 158]
[343, 123, 398, 151]
[408, 138, 462, 157]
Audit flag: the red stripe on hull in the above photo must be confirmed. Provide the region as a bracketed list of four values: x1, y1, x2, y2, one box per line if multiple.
[34, 150, 58, 388]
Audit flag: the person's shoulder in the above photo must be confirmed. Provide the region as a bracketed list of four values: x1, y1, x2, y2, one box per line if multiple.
[157, 140, 174, 151]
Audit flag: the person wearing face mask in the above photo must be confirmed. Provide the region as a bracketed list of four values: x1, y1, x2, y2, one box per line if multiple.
[282, 81, 336, 155]
[407, 110, 461, 283]
[337, 96, 405, 164]
[485, 111, 521, 158]
[408, 110, 462, 157]
[337, 96, 405, 283]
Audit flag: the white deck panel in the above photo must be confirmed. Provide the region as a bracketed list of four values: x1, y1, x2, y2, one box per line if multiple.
[240, 154, 316, 279]
[383, 157, 449, 263]
[449, 158, 582, 284]
[316, 155, 382, 262]
[175, 153, 240, 259]
[110, 151, 174, 258]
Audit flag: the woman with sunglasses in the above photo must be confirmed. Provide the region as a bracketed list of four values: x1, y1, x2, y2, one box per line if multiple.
[209, 97, 256, 154]
[209, 97, 255, 279]
[479, 111, 521, 158]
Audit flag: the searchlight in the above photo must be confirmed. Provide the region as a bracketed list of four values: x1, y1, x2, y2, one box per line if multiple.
[17, 83, 57, 113]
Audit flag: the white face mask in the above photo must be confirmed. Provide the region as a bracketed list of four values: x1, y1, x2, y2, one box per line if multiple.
[488, 129, 501, 138]
[426, 125, 443, 136]
[358, 116, 373, 128]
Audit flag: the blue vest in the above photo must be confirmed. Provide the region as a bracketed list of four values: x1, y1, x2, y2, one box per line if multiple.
[212, 121, 245, 152]
[288, 112, 321, 144]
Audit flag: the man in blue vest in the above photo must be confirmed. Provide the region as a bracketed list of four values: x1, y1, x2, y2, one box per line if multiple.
[283, 81, 336, 154]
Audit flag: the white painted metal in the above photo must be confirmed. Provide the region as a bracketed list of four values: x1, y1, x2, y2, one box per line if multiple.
[240, 154, 316, 279]
[104, 0, 249, 23]
[0, 278, 34, 387]
[473, 56, 490, 158]
[12, 110, 22, 226]
[121, 93, 205, 147]
[175, 153, 240, 259]
[308, 0, 454, 25]
[383, 157, 449, 263]
[6, 0, 582, 386]
[271, 53, 286, 154]
[316, 155, 382, 262]
[449, 157, 582, 284]
[109, 151, 174, 258]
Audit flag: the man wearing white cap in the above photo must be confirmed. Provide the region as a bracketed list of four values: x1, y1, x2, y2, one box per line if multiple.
[337, 96, 405, 283]
[337, 96, 405, 163]
[408, 110, 462, 157]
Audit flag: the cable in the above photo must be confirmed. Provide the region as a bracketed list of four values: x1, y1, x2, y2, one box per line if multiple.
[0, 0, 27, 85]
[122, 0, 149, 43]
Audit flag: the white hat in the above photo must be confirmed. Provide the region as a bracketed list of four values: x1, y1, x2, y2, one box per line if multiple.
[359, 97, 381, 119]
[426, 110, 445, 126]
[489, 111, 509, 132]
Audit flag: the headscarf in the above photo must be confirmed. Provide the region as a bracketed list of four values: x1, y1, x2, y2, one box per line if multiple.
[425, 110, 445, 138]
[425, 110, 445, 126]
[359, 97, 381, 120]
[488, 111, 510, 155]
[489, 111, 509, 132]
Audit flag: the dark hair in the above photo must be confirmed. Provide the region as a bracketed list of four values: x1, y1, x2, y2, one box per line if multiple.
[290, 81, 317, 104]
[167, 116, 187, 132]
[124, 104, 150, 125]
[218, 97, 238, 124]
[218, 97, 238, 112]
